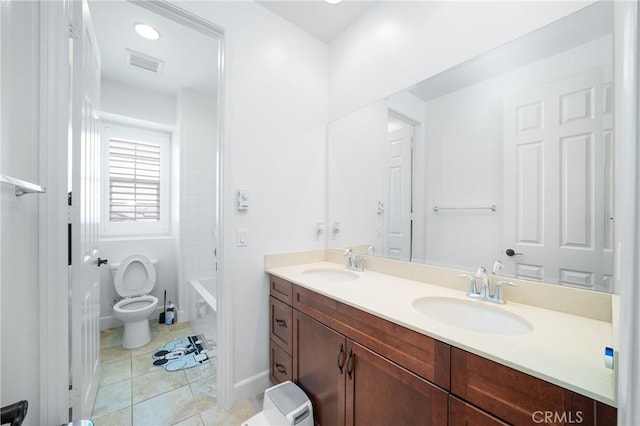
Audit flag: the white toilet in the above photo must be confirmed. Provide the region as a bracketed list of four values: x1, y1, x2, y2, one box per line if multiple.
[111, 255, 159, 349]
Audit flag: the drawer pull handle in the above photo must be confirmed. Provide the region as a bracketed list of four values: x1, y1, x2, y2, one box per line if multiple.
[275, 363, 287, 374]
[275, 319, 287, 328]
[337, 344, 345, 373]
[345, 348, 354, 379]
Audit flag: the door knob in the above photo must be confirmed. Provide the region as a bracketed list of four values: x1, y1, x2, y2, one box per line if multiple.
[505, 249, 523, 257]
[97, 257, 108, 267]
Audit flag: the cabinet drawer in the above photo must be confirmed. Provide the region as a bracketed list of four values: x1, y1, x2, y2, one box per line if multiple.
[449, 395, 508, 426]
[270, 296, 293, 354]
[270, 340, 292, 384]
[270, 275, 293, 304]
[293, 284, 450, 390]
[451, 348, 596, 425]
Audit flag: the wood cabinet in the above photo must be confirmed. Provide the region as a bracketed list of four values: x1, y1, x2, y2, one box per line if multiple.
[269, 274, 617, 426]
[268, 276, 294, 385]
[294, 311, 346, 426]
[292, 310, 448, 426]
[449, 395, 508, 426]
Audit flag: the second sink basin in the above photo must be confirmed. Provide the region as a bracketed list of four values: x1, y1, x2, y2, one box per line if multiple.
[302, 268, 359, 282]
[412, 297, 533, 335]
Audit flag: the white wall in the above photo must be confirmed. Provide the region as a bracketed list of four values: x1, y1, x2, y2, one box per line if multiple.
[98, 79, 180, 328]
[101, 78, 177, 127]
[329, 1, 593, 120]
[328, 102, 386, 252]
[178, 89, 218, 307]
[179, 1, 328, 402]
[0, 1, 40, 421]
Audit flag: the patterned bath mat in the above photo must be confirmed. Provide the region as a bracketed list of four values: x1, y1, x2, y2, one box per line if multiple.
[151, 334, 210, 372]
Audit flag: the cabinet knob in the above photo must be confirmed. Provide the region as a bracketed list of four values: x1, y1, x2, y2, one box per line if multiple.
[275, 319, 287, 328]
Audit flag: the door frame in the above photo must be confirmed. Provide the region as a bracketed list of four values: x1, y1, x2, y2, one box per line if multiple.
[38, 1, 230, 423]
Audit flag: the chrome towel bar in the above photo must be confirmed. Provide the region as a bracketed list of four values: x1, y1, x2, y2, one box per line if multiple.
[433, 205, 496, 212]
[0, 174, 46, 196]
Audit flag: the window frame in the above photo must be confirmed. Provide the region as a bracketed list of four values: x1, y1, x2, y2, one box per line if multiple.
[100, 121, 171, 237]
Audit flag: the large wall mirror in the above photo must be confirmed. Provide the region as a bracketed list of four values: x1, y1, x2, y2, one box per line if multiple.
[328, 1, 614, 293]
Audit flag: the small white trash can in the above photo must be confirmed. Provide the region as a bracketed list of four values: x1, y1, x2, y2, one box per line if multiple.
[242, 381, 313, 426]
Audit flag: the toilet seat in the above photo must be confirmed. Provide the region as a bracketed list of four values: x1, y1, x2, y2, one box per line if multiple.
[114, 255, 156, 297]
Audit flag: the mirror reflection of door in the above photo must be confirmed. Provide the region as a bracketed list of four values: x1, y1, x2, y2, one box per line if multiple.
[503, 61, 613, 291]
[384, 112, 415, 261]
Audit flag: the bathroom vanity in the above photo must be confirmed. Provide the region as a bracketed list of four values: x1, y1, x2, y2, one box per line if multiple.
[266, 256, 617, 426]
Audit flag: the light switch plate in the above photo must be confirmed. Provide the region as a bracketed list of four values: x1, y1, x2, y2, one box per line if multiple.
[237, 190, 249, 210]
[237, 228, 248, 247]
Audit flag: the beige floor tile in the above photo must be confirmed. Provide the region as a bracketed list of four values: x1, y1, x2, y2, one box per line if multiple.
[172, 414, 204, 426]
[101, 345, 131, 366]
[200, 400, 256, 426]
[132, 352, 162, 377]
[132, 329, 172, 357]
[132, 368, 188, 404]
[91, 406, 131, 426]
[189, 375, 217, 411]
[184, 361, 216, 384]
[100, 357, 131, 387]
[92, 380, 132, 418]
[101, 327, 124, 348]
[133, 385, 199, 426]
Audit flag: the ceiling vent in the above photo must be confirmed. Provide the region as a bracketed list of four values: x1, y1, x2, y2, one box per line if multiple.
[125, 49, 164, 74]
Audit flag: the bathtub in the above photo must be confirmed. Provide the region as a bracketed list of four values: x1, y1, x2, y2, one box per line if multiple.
[188, 277, 218, 342]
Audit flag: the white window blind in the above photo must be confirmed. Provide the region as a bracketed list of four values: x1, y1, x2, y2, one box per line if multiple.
[108, 138, 161, 222]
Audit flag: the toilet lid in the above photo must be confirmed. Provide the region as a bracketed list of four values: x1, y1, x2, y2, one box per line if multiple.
[114, 255, 156, 297]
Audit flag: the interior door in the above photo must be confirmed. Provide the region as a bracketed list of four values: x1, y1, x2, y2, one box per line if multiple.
[503, 67, 612, 290]
[69, 0, 102, 419]
[384, 124, 413, 260]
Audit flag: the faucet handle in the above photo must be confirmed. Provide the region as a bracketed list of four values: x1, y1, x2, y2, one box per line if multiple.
[459, 274, 479, 297]
[474, 266, 487, 277]
[343, 248, 352, 256]
[355, 255, 367, 271]
[492, 280, 517, 304]
[492, 260, 504, 274]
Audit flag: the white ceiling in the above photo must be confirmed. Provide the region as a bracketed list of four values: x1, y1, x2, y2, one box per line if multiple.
[89, 0, 218, 97]
[257, 0, 377, 43]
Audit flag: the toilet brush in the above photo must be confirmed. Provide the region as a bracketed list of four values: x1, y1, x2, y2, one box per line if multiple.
[159, 290, 166, 324]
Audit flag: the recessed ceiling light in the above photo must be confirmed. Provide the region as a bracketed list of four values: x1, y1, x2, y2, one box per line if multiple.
[323, 0, 343, 4]
[134, 23, 160, 41]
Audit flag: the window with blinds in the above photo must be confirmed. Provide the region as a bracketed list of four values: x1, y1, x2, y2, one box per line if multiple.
[108, 138, 161, 222]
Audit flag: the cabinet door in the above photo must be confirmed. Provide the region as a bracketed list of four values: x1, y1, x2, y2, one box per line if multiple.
[294, 311, 346, 426]
[449, 395, 508, 426]
[345, 340, 448, 426]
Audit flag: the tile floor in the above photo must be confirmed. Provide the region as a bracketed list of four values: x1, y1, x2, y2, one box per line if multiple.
[93, 320, 262, 426]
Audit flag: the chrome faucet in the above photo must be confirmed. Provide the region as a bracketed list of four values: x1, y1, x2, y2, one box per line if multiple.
[458, 265, 518, 304]
[344, 248, 366, 272]
[344, 248, 354, 269]
[474, 266, 490, 299]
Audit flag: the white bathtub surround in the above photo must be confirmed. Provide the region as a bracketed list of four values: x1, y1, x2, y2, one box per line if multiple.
[188, 278, 218, 343]
[266, 257, 616, 406]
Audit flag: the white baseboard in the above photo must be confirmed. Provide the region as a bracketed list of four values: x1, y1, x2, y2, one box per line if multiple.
[233, 370, 271, 404]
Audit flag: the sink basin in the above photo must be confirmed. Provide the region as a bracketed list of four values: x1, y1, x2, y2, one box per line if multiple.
[302, 268, 359, 282]
[412, 297, 533, 335]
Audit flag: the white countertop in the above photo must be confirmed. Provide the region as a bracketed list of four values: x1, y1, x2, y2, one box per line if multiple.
[267, 261, 616, 406]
